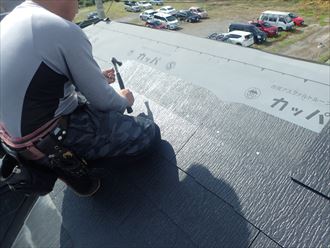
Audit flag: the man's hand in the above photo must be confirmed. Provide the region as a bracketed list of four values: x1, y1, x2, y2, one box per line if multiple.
[119, 89, 134, 107]
[102, 68, 116, 84]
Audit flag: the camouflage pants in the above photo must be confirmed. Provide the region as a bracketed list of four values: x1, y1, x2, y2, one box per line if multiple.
[63, 104, 160, 160]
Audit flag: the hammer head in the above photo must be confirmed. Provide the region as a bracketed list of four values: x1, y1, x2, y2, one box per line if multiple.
[111, 57, 122, 67]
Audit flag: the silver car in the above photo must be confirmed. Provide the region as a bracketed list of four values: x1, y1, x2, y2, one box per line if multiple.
[149, 0, 163, 6]
[140, 10, 158, 21]
[124, 2, 141, 12]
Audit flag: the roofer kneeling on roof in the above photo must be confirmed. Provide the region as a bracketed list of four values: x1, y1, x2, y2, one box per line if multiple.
[0, 0, 161, 197]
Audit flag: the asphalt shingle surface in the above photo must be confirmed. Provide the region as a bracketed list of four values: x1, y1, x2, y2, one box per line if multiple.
[12, 85, 329, 247]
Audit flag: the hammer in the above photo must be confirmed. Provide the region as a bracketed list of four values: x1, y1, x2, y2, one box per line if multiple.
[111, 57, 133, 114]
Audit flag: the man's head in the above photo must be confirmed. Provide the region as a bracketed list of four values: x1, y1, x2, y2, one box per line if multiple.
[31, 0, 78, 21]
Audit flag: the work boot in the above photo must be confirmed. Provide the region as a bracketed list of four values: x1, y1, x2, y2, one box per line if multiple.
[57, 172, 100, 197]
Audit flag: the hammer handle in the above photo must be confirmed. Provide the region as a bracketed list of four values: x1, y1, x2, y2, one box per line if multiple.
[116, 72, 133, 114]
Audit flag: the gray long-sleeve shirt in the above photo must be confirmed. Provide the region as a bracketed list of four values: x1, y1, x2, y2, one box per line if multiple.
[0, 1, 129, 138]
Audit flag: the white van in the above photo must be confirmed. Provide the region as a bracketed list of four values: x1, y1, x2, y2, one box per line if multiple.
[153, 13, 179, 30]
[259, 11, 295, 31]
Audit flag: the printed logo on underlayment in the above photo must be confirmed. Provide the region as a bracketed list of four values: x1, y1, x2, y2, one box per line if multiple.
[245, 87, 261, 99]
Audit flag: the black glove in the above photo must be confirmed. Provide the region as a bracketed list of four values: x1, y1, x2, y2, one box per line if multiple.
[0, 155, 57, 196]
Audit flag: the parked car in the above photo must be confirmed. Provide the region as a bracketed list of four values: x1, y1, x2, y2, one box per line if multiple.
[228, 23, 267, 43]
[222, 31, 254, 47]
[189, 7, 208, 19]
[87, 12, 98, 20]
[145, 19, 167, 29]
[77, 17, 102, 29]
[175, 10, 200, 22]
[137, 1, 153, 10]
[124, 1, 141, 12]
[259, 11, 295, 31]
[149, 0, 163, 5]
[249, 20, 278, 37]
[157, 6, 177, 15]
[140, 9, 158, 21]
[288, 12, 304, 26]
[153, 12, 179, 30]
[207, 33, 233, 44]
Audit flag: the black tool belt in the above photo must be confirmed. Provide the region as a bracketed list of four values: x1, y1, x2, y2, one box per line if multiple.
[13, 117, 69, 162]
[0, 116, 89, 195]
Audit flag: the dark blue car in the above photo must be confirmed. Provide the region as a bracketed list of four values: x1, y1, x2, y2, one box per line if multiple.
[175, 10, 200, 22]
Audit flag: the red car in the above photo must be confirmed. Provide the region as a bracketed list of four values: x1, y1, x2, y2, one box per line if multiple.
[249, 20, 278, 37]
[145, 19, 167, 29]
[288, 12, 304, 26]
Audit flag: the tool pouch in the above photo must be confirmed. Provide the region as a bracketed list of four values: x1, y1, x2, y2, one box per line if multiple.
[0, 116, 98, 197]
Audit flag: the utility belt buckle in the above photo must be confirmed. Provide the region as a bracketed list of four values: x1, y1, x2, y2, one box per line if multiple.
[50, 117, 68, 143]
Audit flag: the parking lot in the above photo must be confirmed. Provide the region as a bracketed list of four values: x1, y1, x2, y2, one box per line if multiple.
[178, 17, 330, 63]
[77, 0, 330, 64]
